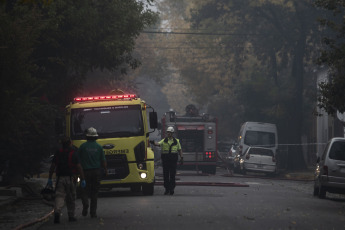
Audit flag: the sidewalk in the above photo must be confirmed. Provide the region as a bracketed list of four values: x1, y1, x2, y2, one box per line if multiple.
[0, 175, 54, 230]
[283, 170, 314, 181]
[0, 189, 18, 212]
[279, 165, 315, 181]
[0, 179, 42, 207]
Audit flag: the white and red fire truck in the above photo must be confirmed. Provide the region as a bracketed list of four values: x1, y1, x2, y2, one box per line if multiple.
[160, 105, 218, 174]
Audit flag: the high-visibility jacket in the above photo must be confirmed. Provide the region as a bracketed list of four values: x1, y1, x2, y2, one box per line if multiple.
[158, 137, 182, 154]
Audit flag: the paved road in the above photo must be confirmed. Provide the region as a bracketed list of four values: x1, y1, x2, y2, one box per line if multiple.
[34, 167, 345, 230]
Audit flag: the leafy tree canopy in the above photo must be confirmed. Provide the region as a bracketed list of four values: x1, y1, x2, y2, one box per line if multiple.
[315, 0, 345, 114]
[149, 0, 323, 169]
[0, 0, 158, 182]
[32, 0, 158, 105]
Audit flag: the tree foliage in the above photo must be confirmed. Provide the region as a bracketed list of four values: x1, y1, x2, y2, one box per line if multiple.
[314, 0, 345, 114]
[0, 3, 55, 182]
[149, 0, 323, 169]
[0, 0, 158, 182]
[32, 0, 158, 106]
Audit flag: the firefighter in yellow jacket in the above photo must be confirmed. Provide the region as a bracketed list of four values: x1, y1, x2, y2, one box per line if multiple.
[151, 126, 183, 195]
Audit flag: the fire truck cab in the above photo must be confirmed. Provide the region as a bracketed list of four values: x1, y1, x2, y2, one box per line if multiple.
[65, 90, 157, 195]
[160, 105, 218, 174]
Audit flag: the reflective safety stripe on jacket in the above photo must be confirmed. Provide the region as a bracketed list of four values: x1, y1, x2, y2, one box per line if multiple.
[160, 138, 181, 154]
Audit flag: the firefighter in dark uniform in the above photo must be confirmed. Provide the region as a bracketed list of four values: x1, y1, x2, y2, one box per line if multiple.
[47, 137, 86, 224]
[151, 126, 183, 195]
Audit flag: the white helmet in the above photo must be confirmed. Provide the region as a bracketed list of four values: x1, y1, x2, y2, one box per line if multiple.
[167, 126, 174, 133]
[86, 127, 98, 137]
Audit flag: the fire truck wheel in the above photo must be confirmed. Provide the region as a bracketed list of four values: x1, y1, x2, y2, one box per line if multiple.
[142, 182, 154, 195]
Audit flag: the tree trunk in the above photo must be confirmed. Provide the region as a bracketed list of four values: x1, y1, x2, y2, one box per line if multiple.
[287, 29, 307, 170]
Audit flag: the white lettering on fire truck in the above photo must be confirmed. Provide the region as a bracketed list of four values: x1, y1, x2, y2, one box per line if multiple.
[106, 149, 129, 155]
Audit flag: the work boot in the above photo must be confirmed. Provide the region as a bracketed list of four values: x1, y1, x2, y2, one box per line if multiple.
[82, 206, 88, 217]
[91, 214, 98, 218]
[164, 189, 169, 195]
[170, 190, 174, 195]
[69, 216, 77, 222]
[54, 213, 60, 224]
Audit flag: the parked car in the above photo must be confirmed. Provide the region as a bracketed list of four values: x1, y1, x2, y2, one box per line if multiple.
[234, 146, 277, 175]
[313, 137, 345, 199]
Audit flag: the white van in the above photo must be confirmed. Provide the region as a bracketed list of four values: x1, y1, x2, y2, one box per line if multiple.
[236, 122, 278, 156]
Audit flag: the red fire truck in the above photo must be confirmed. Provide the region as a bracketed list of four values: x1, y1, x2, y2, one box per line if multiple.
[160, 105, 218, 174]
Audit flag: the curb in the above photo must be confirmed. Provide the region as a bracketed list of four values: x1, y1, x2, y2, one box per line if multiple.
[221, 173, 314, 181]
[0, 195, 18, 207]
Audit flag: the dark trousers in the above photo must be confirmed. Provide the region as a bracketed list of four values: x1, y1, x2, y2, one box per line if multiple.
[161, 154, 178, 191]
[81, 169, 100, 216]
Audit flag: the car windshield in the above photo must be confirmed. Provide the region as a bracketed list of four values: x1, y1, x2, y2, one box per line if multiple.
[70, 105, 144, 139]
[244, 131, 275, 147]
[249, 148, 273, 156]
[329, 141, 345, 161]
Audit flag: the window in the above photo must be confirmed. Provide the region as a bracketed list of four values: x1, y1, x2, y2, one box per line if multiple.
[249, 148, 273, 156]
[178, 130, 204, 152]
[244, 131, 276, 147]
[71, 105, 144, 139]
[328, 141, 345, 161]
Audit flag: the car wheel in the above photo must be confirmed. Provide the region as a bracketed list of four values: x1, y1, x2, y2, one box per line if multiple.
[318, 185, 326, 199]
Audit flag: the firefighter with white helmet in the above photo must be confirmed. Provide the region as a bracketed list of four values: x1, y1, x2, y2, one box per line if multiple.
[166, 126, 174, 132]
[77, 127, 108, 218]
[86, 127, 98, 137]
[150, 126, 183, 195]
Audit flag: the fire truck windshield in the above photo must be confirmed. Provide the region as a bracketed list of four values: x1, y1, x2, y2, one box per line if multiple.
[70, 105, 144, 139]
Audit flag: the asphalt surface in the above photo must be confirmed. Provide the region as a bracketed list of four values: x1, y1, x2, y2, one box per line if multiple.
[0, 167, 314, 230]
